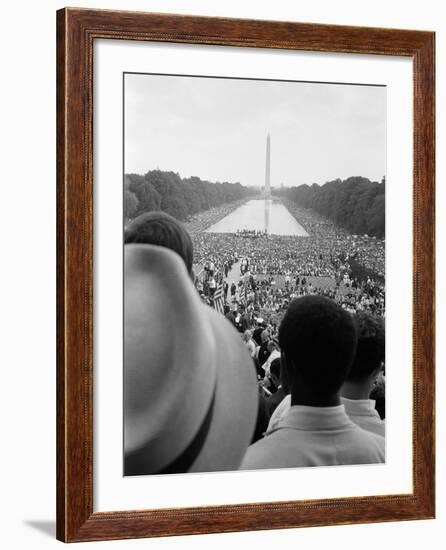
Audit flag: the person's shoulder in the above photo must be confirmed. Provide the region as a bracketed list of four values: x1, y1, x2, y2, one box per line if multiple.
[369, 430, 385, 460]
[372, 418, 386, 437]
[358, 415, 386, 438]
[368, 429, 385, 446]
[239, 431, 284, 470]
[351, 423, 385, 458]
[266, 394, 291, 433]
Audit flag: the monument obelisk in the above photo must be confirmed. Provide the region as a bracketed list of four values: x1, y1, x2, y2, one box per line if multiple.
[265, 133, 271, 198]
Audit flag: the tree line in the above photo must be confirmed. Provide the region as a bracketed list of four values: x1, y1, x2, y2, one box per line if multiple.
[276, 176, 385, 238]
[124, 170, 253, 222]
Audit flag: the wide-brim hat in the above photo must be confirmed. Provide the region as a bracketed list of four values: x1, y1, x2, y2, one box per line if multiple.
[124, 244, 259, 475]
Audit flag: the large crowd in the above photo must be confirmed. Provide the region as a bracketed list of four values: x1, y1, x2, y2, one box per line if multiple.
[193, 200, 385, 319]
[123, 209, 386, 476]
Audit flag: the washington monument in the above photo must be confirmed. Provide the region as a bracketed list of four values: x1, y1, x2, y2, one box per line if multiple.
[264, 133, 271, 198]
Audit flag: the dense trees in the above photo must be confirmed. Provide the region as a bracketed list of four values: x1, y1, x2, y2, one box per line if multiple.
[124, 171, 385, 237]
[276, 176, 385, 238]
[124, 188, 139, 221]
[124, 170, 252, 223]
[125, 174, 161, 217]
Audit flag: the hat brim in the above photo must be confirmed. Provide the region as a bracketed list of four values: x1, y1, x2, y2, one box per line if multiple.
[188, 305, 259, 473]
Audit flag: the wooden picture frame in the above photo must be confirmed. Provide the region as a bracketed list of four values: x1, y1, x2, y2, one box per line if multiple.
[56, 7, 435, 543]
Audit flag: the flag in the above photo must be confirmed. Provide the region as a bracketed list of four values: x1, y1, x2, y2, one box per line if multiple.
[213, 283, 225, 314]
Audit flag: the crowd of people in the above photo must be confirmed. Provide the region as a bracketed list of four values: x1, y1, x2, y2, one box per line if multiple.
[192, 200, 385, 319]
[123, 209, 386, 476]
[235, 228, 269, 238]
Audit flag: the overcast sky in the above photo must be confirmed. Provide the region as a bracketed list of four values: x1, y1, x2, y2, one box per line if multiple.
[125, 73, 385, 188]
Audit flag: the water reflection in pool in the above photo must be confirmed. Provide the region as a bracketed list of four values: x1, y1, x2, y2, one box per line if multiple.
[205, 199, 309, 236]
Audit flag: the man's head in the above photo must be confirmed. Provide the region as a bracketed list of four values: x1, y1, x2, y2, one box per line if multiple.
[267, 339, 278, 354]
[279, 295, 358, 403]
[347, 312, 385, 381]
[125, 211, 194, 276]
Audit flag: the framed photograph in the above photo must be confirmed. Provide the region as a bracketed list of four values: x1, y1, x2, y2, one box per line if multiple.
[56, 8, 435, 543]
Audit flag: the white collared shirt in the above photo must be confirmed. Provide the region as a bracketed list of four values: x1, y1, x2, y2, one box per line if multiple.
[341, 397, 385, 437]
[266, 394, 291, 433]
[240, 404, 385, 470]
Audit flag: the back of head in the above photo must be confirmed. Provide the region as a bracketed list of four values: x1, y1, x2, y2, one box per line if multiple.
[347, 312, 385, 381]
[125, 211, 194, 275]
[279, 295, 358, 399]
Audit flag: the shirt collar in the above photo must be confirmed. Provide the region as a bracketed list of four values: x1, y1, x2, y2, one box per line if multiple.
[279, 404, 355, 431]
[341, 397, 380, 417]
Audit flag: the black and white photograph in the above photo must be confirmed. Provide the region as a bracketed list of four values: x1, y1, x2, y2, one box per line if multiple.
[1, 0, 441, 546]
[123, 73, 386, 476]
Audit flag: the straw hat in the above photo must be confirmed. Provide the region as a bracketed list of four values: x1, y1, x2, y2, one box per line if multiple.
[124, 244, 259, 475]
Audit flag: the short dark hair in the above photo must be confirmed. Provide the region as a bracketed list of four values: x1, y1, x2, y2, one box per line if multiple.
[279, 296, 358, 397]
[347, 312, 385, 381]
[125, 211, 194, 274]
